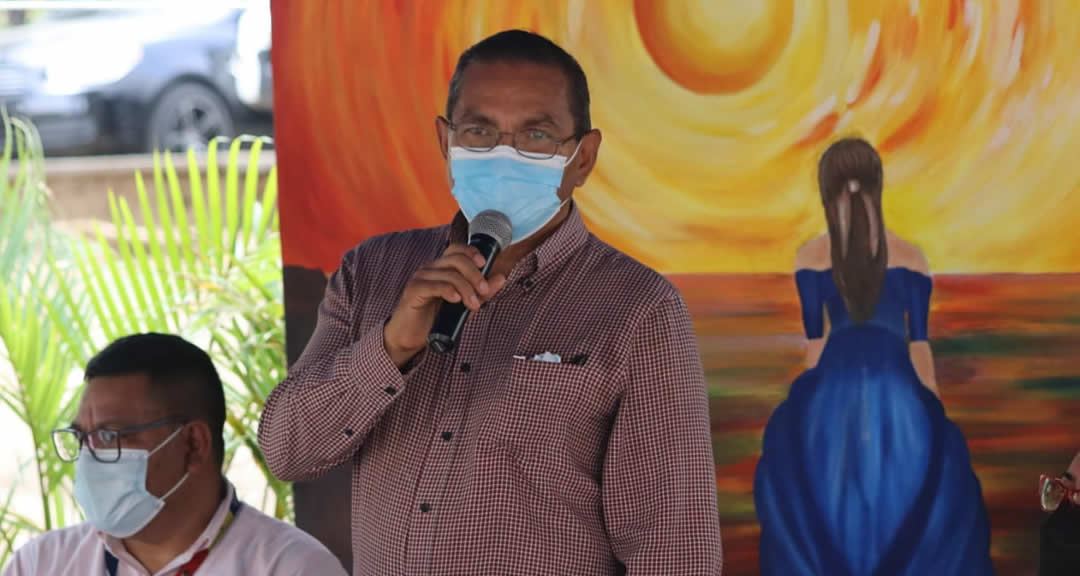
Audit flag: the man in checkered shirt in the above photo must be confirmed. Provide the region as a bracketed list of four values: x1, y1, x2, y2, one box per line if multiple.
[259, 29, 723, 575]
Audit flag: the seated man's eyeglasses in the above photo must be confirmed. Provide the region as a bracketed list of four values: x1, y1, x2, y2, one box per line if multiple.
[51, 417, 184, 463]
[1040, 473, 1080, 512]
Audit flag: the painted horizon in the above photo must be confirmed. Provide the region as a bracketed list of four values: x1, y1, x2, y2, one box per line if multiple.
[672, 272, 1080, 574]
[271, 1, 1080, 574]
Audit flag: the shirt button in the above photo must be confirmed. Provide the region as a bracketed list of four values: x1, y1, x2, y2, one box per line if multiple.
[522, 278, 534, 289]
[441, 431, 453, 441]
[343, 428, 354, 437]
[384, 386, 397, 396]
[419, 503, 432, 513]
[460, 362, 471, 373]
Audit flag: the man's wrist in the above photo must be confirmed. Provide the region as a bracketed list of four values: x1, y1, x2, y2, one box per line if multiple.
[383, 330, 422, 371]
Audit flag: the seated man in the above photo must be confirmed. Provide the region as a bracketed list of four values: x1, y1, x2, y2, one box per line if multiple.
[3, 333, 346, 576]
[1040, 451, 1080, 576]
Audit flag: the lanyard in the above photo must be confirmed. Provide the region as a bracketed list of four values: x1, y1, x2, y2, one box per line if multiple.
[104, 494, 242, 576]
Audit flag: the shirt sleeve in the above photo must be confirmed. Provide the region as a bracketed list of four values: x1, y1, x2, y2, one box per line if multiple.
[257, 247, 421, 483]
[1, 542, 35, 576]
[268, 538, 350, 576]
[602, 293, 723, 575]
[907, 271, 933, 342]
[795, 270, 825, 339]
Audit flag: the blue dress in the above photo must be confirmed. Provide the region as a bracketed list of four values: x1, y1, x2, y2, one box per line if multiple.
[753, 268, 994, 576]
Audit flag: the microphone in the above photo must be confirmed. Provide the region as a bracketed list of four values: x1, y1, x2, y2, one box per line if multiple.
[428, 210, 512, 353]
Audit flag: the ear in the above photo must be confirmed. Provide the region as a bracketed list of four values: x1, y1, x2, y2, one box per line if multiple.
[183, 421, 216, 473]
[568, 129, 602, 188]
[436, 116, 454, 188]
[435, 116, 450, 161]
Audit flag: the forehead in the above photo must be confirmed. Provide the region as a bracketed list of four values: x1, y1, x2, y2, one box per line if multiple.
[76, 373, 158, 428]
[452, 59, 571, 127]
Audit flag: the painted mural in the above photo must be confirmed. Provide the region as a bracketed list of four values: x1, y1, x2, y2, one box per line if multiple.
[271, 1, 1080, 574]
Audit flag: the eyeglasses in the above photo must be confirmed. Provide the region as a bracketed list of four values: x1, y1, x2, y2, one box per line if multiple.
[446, 120, 577, 160]
[52, 417, 183, 463]
[1040, 474, 1080, 512]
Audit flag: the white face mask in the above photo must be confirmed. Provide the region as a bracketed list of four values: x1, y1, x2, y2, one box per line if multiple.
[74, 426, 189, 538]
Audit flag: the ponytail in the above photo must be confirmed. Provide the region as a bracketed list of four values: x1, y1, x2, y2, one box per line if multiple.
[818, 139, 887, 323]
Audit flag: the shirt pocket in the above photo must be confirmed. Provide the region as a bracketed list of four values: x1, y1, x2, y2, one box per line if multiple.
[478, 356, 594, 459]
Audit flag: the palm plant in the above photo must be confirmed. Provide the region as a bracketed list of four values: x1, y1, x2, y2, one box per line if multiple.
[0, 113, 83, 562]
[0, 115, 291, 567]
[52, 136, 291, 519]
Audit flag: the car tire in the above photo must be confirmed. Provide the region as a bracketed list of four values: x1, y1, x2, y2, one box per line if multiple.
[145, 81, 235, 153]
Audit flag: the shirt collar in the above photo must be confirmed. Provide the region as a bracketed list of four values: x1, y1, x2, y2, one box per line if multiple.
[99, 481, 238, 572]
[445, 201, 590, 282]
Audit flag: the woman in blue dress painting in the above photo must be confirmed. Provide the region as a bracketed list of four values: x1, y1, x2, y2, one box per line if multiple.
[754, 138, 994, 575]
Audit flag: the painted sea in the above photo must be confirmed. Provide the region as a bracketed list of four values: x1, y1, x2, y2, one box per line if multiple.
[674, 274, 1080, 576]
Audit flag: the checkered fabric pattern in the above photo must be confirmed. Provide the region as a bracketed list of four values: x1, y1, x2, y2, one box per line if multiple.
[258, 205, 723, 575]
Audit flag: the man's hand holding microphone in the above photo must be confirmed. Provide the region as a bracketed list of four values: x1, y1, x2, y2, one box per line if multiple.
[383, 210, 512, 367]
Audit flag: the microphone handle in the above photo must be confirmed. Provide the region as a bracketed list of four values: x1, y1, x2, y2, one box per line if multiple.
[427, 233, 501, 353]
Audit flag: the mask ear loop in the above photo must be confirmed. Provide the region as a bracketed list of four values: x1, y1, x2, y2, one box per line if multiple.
[554, 139, 585, 216]
[159, 470, 190, 501]
[148, 424, 190, 500]
[148, 424, 186, 456]
[538, 138, 584, 228]
[562, 138, 584, 167]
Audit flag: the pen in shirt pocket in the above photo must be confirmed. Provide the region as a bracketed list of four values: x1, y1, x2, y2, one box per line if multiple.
[512, 352, 590, 366]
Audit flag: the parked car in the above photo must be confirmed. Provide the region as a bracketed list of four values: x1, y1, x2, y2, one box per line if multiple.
[0, 3, 272, 156]
[230, 1, 272, 113]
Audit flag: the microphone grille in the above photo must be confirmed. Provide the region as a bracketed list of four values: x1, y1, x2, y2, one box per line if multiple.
[469, 210, 512, 249]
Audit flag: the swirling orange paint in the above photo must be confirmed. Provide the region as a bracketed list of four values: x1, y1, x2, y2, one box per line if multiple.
[634, 0, 794, 94]
[272, 0, 1080, 275]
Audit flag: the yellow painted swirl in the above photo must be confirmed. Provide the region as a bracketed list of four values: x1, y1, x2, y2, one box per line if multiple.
[274, 0, 1080, 274]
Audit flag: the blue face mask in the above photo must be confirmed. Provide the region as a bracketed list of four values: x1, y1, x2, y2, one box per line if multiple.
[74, 426, 188, 538]
[449, 143, 580, 245]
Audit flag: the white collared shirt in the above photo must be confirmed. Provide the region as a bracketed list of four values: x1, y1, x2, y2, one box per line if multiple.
[2, 482, 347, 576]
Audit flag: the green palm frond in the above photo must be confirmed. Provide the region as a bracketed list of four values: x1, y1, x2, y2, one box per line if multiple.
[0, 113, 81, 540]
[0, 111, 47, 282]
[0, 274, 80, 528]
[0, 483, 19, 568]
[52, 135, 291, 519]
[1, 112, 293, 572]
[70, 137, 279, 332]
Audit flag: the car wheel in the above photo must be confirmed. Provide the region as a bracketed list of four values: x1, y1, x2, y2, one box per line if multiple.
[146, 82, 235, 153]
